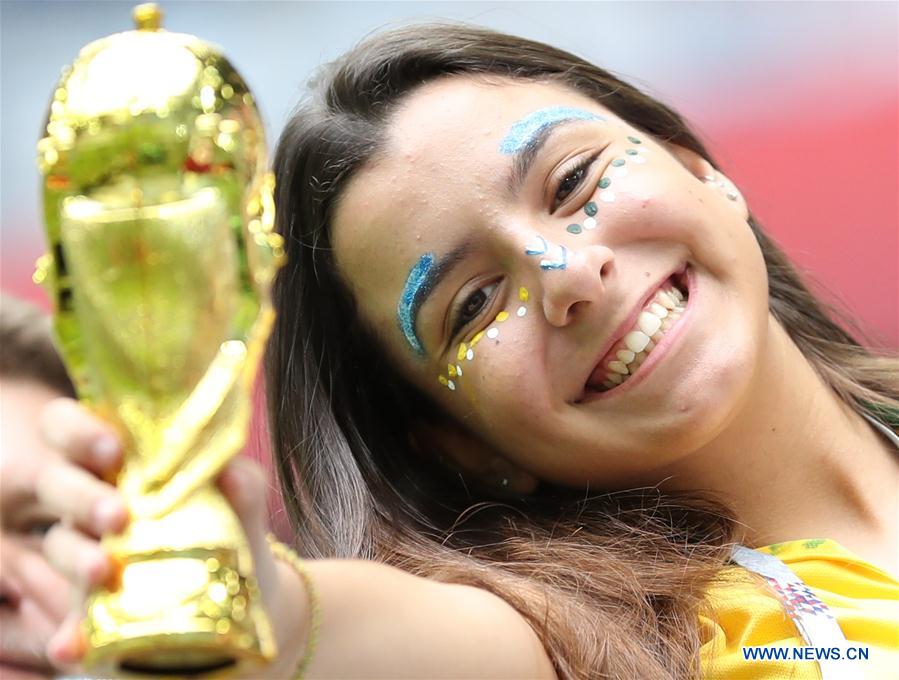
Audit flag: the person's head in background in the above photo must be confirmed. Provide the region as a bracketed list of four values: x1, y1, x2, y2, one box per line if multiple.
[267, 25, 897, 676]
[1, 294, 76, 679]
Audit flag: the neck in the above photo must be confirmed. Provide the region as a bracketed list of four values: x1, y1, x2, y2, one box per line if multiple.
[659, 317, 898, 574]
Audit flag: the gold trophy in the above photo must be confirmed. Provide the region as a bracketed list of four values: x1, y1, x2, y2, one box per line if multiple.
[34, 4, 283, 676]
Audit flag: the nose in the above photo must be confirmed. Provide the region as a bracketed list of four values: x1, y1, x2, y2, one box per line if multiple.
[539, 242, 614, 327]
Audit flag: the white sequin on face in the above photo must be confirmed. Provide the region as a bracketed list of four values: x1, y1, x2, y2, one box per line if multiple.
[432, 286, 531, 393]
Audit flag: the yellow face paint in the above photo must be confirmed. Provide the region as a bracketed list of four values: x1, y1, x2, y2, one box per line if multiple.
[456, 343, 468, 362]
[438, 284, 531, 393]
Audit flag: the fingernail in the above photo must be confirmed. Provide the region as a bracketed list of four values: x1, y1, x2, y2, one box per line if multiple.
[92, 435, 120, 468]
[48, 631, 76, 664]
[47, 635, 65, 663]
[81, 550, 110, 586]
[93, 496, 127, 533]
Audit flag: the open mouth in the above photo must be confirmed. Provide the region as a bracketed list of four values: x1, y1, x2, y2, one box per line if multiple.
[580, 267, 690, 399]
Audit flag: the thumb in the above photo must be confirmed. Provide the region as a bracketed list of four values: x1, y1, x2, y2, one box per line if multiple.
[46, 609, 87, 672]
[216, 456, 279, 606]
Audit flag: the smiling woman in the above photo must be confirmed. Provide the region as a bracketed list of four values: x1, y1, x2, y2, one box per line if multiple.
[36, 22, 899, 680]
[263, 23, 898, 679]
[327, 74, 775, 495]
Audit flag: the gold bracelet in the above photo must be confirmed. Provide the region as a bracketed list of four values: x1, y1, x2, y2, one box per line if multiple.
[266, 533, 321, 680]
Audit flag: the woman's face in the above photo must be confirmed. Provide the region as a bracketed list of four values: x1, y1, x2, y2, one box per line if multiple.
[332, 77, 770, 489]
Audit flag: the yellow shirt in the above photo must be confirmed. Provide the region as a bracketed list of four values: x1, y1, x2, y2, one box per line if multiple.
[700, 539, 899, 679]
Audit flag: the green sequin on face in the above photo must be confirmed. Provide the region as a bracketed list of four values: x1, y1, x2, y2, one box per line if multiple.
[626, 148, 638, 156]
[628, 136, 642, 144]
[611, 158, 625, 167]
[584, 201, 598, 217]
[566, 223, 582, 234]
[598, 177, 611, 189]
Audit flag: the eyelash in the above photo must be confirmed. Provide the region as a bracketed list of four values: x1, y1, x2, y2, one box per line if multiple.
[449, 280, 500, 338]
[552, 152, 601, 211]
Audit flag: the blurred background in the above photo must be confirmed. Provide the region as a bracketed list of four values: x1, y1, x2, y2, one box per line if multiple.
[2, 1, 896, 346]
[2, 1, 895, 530]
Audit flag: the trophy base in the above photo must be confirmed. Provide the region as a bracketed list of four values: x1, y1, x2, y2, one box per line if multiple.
[114, 639, 238, 676]
[83, 545, 274, 679]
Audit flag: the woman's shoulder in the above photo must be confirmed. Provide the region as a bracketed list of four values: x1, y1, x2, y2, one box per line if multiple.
[751, 538, 897, 599]
[699, 538, 898, 679]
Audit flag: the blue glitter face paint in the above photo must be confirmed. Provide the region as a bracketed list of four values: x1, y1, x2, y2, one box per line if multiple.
[540, 245, 568, 271]
[397, 253, 435, 355]
[524, 235, 568, 271]
[499, 106, 605, 155]
[524, 235, 549, 256]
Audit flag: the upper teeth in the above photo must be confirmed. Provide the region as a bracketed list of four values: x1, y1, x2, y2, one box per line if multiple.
[649, 302, 668, 318]
[637, 311, 661, 336]
[597, 283, 687, 390]
[624, 330, 651, 353]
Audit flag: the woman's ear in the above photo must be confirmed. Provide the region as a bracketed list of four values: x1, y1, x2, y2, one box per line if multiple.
[412, 420, 540, 496]
[667, 144, 749, 219]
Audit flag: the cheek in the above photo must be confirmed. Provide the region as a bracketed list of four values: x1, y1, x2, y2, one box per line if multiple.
[570, 145, 700, 246]
[624, 178, 762, 296]
[468, 348, 556, 448]
[433, 295, 549, 425]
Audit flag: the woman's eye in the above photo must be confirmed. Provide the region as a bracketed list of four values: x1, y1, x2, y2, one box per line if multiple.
[552, 153, 600, 211]
[555, 166, 586, 205]
[451, 281, 499, 336]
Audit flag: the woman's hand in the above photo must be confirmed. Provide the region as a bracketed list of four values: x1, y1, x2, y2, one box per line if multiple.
[35, 398, 554, 679]
[215, 457, 309, 679]
[35, 398, 308, 677]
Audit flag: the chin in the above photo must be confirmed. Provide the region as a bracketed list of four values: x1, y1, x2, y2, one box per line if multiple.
[660, 328, 761, 455]
[602, 313, 757, 467]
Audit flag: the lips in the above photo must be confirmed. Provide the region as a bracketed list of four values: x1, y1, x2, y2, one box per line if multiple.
[579, 265, 689, 400]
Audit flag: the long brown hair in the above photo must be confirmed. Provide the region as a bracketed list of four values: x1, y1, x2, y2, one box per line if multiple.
[0, 294, 75, 397]
[266, 24, 898, 678]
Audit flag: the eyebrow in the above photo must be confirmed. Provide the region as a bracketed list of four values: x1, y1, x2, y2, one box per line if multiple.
[397, 242, 473, 356]
[501, 106, 606, 194]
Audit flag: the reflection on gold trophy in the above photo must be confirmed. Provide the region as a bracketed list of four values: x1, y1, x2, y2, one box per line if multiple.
[34, 4, 284, 676]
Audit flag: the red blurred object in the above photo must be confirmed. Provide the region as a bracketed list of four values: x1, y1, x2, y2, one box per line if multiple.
[690, 71, 897, 348]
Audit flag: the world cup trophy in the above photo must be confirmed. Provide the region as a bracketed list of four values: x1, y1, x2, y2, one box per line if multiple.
[33, 4, 283, 676]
